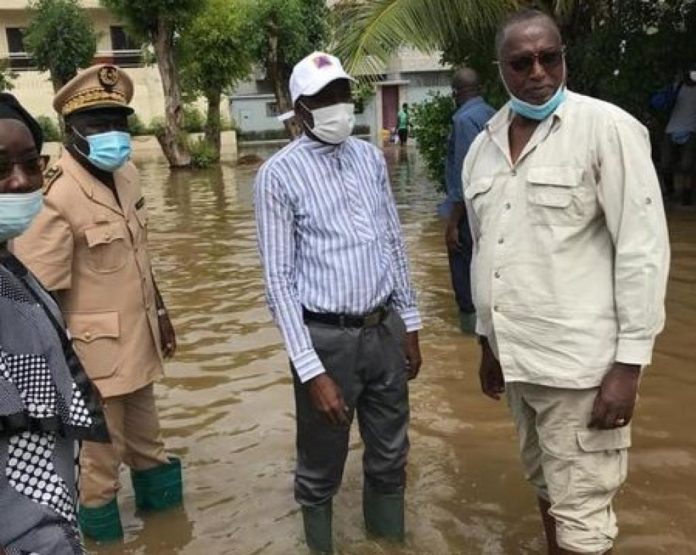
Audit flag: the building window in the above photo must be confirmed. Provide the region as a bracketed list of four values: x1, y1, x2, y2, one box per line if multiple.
[5, 28, 33, 70]
[266, 101, 280, 117]
[108, 26, 142, 66]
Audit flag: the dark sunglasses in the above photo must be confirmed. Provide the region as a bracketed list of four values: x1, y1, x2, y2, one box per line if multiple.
[496, 47, 565, 74]
[0, 154, 49, 181]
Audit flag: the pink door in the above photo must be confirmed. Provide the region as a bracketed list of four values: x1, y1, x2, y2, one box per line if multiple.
[382, 86, 399, 131]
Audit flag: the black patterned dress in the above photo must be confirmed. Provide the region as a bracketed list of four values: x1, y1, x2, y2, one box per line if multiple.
[0, 250, 108, 555]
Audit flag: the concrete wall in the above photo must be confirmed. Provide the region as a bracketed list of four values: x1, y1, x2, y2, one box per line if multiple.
[0, 5, 226, 126]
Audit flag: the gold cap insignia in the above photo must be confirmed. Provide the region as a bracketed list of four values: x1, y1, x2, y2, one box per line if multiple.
[98, 66, 120, 89]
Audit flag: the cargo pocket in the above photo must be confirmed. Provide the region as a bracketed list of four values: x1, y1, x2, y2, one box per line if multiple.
[67, 311, 120, 380]
[575, 427, 631, 494]
[526, 166, 586, 226]
[84, 222, 129, 274]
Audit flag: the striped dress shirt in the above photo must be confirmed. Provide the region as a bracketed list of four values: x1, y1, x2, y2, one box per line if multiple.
[254, 135, 422, 383]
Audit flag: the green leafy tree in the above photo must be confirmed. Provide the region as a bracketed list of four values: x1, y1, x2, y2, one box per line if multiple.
[246, 0, 329, 138]
[24, 0, 97, 91]
[0, 60, 18, 92]
[179, 0, 253, 160]
[101, 0, 203, 168]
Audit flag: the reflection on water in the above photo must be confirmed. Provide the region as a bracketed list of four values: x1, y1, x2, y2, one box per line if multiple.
[86, 144, 696, 554]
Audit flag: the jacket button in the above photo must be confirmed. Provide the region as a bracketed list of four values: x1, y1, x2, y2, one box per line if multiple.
[84, 332, 92, 340]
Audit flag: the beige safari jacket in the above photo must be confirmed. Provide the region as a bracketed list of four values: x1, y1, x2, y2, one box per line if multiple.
[13, 151, 163, 398]
[463, 91, 670, 389]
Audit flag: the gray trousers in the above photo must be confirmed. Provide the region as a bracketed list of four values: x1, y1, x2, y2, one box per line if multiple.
[292, 309, 410, 506]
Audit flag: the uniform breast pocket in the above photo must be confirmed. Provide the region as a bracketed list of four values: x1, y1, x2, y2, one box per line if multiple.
[84, 222, 129, 274]
[526, 166, 586, 226]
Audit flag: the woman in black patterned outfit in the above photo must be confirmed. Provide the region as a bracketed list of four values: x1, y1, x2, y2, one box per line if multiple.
[0, 93, 108, 555]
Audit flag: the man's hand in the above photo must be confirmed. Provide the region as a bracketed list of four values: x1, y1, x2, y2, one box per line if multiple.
[589, 362, 640, 429]
[405, 331, 422, 380]
[308, 373, 349, 426]
[158, 310, 177, 359]
[445, 220, 461, 252]
[479, 337, 505, 400]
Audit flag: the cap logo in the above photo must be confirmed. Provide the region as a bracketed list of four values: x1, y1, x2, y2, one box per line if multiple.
[313, 55, 333, 69]
[98, 66, 119, 89]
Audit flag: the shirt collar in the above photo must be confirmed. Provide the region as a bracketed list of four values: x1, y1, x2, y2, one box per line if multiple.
[456, 96, 485, 114]
[485, 88, 572, 135]
[297, 133, 347, 156]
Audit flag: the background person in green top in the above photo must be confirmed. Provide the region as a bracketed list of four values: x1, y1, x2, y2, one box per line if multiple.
[397, 103, 410, 145]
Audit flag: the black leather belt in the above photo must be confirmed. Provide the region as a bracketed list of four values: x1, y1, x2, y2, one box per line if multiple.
[303, 306, 388, 328]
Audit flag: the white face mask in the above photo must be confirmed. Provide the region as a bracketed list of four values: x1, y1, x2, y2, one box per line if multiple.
[301, 102, 355, 144]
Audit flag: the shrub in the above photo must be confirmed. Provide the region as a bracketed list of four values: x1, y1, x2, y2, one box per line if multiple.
[188, 137, 217, 168]
[411, 92, 455, 194]
[127, 113, 150, 136]
[36, 115, 61, 142]
[182, 105, 205, 133]
[149, 116, 166, 138]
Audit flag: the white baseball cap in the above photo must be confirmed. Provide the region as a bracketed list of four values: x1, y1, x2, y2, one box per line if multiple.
[289, 51, 355, 105]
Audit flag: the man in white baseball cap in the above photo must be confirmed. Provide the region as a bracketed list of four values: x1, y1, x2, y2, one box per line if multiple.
[255, 51, 423, 553]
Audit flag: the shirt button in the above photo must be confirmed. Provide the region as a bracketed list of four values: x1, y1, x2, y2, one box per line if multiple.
[493, 305, 500, 312]
[498, 238, 504, 245]
[511, 169, 517, 176]
[646, 197, 652, 205]
[505, 202, 512, 210]
[84, 331, 92, 340]
[494, 271, 501, 279]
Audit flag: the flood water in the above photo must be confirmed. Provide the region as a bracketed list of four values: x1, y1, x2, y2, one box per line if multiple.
[88, 145, 696, 555]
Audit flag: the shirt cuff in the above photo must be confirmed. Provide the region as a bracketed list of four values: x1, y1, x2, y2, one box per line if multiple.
[398, 307, 423, 332]
[615, 337, 655, 365]
[290, 348, 326, 384]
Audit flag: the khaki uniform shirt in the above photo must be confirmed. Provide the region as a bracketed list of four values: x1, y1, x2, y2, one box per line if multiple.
[13, 151, 163, 398]
[462, 91, 670, 389]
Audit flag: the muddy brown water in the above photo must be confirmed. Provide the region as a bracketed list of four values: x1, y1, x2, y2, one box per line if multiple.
[87, 145, 696, 555]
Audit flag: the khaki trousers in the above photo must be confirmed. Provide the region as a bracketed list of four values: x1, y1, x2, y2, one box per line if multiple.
[80, 384, 168, 507]
[507, 382, 631, 554]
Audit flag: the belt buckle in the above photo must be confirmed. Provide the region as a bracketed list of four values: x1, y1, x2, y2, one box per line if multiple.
[364, 309, 382, 327]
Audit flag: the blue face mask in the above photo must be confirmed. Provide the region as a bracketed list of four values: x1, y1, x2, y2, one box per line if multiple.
[0, 190, 43, 242]
[508, 85, 567, 121]
[74, 128, 132, 172]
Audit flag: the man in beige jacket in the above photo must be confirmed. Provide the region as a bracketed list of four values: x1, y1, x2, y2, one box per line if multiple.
[14, 64, 182, 542]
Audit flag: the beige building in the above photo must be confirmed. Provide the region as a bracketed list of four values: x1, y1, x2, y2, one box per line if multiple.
[0, 0, 187, 125]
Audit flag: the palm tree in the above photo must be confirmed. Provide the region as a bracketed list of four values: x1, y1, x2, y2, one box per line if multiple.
[332, 0, 579, 75]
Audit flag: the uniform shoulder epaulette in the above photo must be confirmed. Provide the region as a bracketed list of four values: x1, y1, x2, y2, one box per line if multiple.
[42, 164, 63, 195]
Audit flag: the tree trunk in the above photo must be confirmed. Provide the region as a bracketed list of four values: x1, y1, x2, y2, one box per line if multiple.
[267, 29, 300, 139]
[152, 19, 191, 168]
[204, 89, 222, 162]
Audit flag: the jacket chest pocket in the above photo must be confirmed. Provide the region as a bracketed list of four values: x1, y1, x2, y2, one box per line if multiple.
[526, 166, 587, 226]
[84, 222, 129, 274]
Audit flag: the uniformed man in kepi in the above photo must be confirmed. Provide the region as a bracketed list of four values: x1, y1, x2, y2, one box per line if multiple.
[13, 64, 182, 542]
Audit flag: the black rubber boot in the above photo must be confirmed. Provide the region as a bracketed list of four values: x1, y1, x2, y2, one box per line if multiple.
[301, 500, 333, 554]
[363, 483, 405, 543]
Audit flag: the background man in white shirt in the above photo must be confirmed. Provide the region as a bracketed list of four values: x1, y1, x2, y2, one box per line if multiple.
[463, 9, 670, 554]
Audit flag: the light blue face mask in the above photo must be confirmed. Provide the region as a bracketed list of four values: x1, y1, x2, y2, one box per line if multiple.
[499, 65, 567, 121]
[509, 85, 567, 121]
[0, 190, 43, 242]
[74, 128, 132, 172]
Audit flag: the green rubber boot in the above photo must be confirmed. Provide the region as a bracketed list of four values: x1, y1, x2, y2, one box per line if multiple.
[78, 497, 124, 542]
[363, 484, 405, 543]
[131, 456, 183, 512]
[301, 501, 333, 554]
